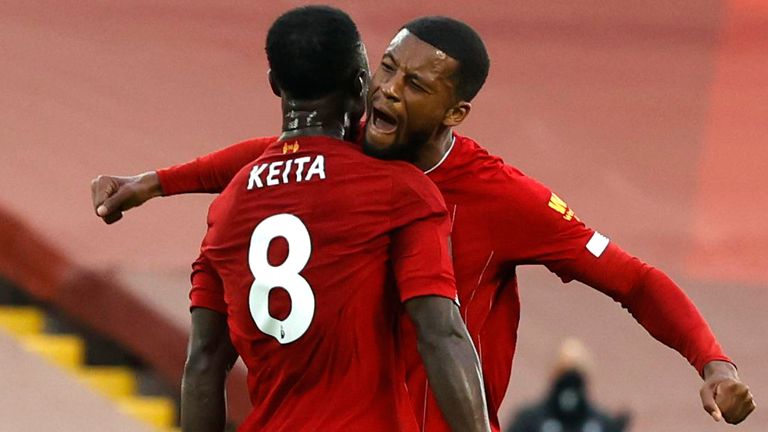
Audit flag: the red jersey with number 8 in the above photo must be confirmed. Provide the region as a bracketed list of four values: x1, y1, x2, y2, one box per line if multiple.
[196, 135, 457, 431]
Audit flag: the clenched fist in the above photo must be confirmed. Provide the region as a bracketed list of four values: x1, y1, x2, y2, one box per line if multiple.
[90, 172, 163, 224]
[700, 360, 756, 424]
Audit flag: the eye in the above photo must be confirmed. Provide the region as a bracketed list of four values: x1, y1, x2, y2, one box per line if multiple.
[409, 79, 427, 93]
[380, 61, 395, 72]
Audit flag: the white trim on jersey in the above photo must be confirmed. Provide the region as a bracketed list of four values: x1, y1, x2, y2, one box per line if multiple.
[424, 135, 456, 174]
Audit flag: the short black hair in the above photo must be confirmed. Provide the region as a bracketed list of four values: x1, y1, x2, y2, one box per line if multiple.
[266, 6, 362, 99]
[403, 16, 490, 101]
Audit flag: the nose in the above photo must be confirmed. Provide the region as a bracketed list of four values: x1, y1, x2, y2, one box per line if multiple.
[379, 74, 402, 103]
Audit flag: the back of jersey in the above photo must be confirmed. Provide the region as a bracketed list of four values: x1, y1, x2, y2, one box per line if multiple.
[200, 136, 454, 432]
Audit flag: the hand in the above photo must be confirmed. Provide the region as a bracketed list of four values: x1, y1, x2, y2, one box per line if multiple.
[700, 360, 756, 424]
[90, 172, 163, 224]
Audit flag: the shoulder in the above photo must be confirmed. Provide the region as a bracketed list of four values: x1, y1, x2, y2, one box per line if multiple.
[318, 143, 447, 224]
[451, 135, 539, 193]
[338, 143, 430, 186]
[463, 139, 553, 212]
[358, 157, 447, 217]
[455, 134, 572, 223]
[238, 135, 279, 147]
[392, 163, 445, 209]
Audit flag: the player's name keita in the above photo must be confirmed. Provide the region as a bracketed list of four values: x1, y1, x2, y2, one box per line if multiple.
[247, 155, 326, 189]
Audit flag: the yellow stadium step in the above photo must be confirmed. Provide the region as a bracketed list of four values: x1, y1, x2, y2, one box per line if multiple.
[78, 366, 138, 399]
[2, 305, 179, 430]
[0, 306, 45, 336]
[118, 396, 176, 429]
[22, 334, 85, 370]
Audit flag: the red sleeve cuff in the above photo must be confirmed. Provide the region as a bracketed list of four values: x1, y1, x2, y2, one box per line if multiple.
[693, 354, 734, 377]
[189, 259, 227, 314]
[189, 289, 227, 314]
[399, 277, 458, 305]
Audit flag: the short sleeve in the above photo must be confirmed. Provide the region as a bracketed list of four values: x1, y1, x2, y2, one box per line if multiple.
[189, 254, 227, 314]
[390, 169, 457, 303]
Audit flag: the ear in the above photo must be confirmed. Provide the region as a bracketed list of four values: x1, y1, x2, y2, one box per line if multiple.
[345, 69, 368, 113]
[267, 69, 281, 97]
[352, 69, 369, 98]
[443, 101, 471, 127]
[346, 69, 369, 127]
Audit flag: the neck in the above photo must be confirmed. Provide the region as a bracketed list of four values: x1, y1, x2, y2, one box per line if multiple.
[278, 97, 348, 142]
[412, 126, 454, 171]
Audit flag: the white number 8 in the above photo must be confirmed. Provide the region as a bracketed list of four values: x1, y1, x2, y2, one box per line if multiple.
[248, 213, 314, 344]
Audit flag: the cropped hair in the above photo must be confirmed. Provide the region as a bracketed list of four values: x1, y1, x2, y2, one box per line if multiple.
[266, 6, 362, 99]
[403, 16, 490, 101]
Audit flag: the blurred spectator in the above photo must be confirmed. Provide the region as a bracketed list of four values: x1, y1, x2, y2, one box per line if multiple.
[507, 338, 630, 432]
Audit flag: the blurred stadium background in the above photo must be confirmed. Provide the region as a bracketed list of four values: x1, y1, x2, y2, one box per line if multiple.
[1, 0, 766, 430]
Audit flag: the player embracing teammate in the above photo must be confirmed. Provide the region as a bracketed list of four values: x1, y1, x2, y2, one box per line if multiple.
[92, 6, 756, 432]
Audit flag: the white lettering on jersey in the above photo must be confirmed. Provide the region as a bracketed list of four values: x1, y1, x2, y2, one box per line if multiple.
[305, 155, 326, 181]
[586, 231, 610, 258]
[247, 155, 327, 190]
[282, 159, 293, 183]
[247, 164, 269, 189]
[266, 161, 284, 186]
[293, 156, 311, 183]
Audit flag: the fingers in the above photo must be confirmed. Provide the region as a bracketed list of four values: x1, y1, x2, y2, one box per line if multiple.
[717, 381, 757, 425]
[103, 211, 123, 225]
[700, 383, 722, 422]
[98, 185, 135, 219]
[91, 175, 133, 224]
[699, 379, 756, 424]
[91, 176, 118, 215]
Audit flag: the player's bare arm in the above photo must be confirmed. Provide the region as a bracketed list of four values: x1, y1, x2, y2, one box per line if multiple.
[700, 360, 756, 424]
[405, 296, 491, 432]
[181, 307, 238, 432]
[91, 172, 163, 224]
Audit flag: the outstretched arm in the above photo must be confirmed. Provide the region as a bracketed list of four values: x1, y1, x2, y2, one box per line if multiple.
[405, 296, 490, 432]
[567, 243, 754, 424]
[91, 136, 275, 224]
[91, 171, 163, 224]
[536, 236, 755, 424]
[700, 360, 756, 424]
[496, 178, 755, 425]
[181, 307, 238, 432]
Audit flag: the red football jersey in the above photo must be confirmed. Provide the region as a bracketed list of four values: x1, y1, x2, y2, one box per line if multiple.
[409, 134, 730, 432]
[164, 131, 730, 432]
[195, 135, 456, 432]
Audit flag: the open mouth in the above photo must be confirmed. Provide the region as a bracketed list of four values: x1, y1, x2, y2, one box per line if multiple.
[371, 107, 398, 134]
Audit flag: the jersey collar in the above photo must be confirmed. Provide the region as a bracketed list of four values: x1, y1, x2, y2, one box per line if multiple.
[424, 135, 456, 175]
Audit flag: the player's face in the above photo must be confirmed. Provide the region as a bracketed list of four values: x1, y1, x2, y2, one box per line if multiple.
[364, 30, 460, 160]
